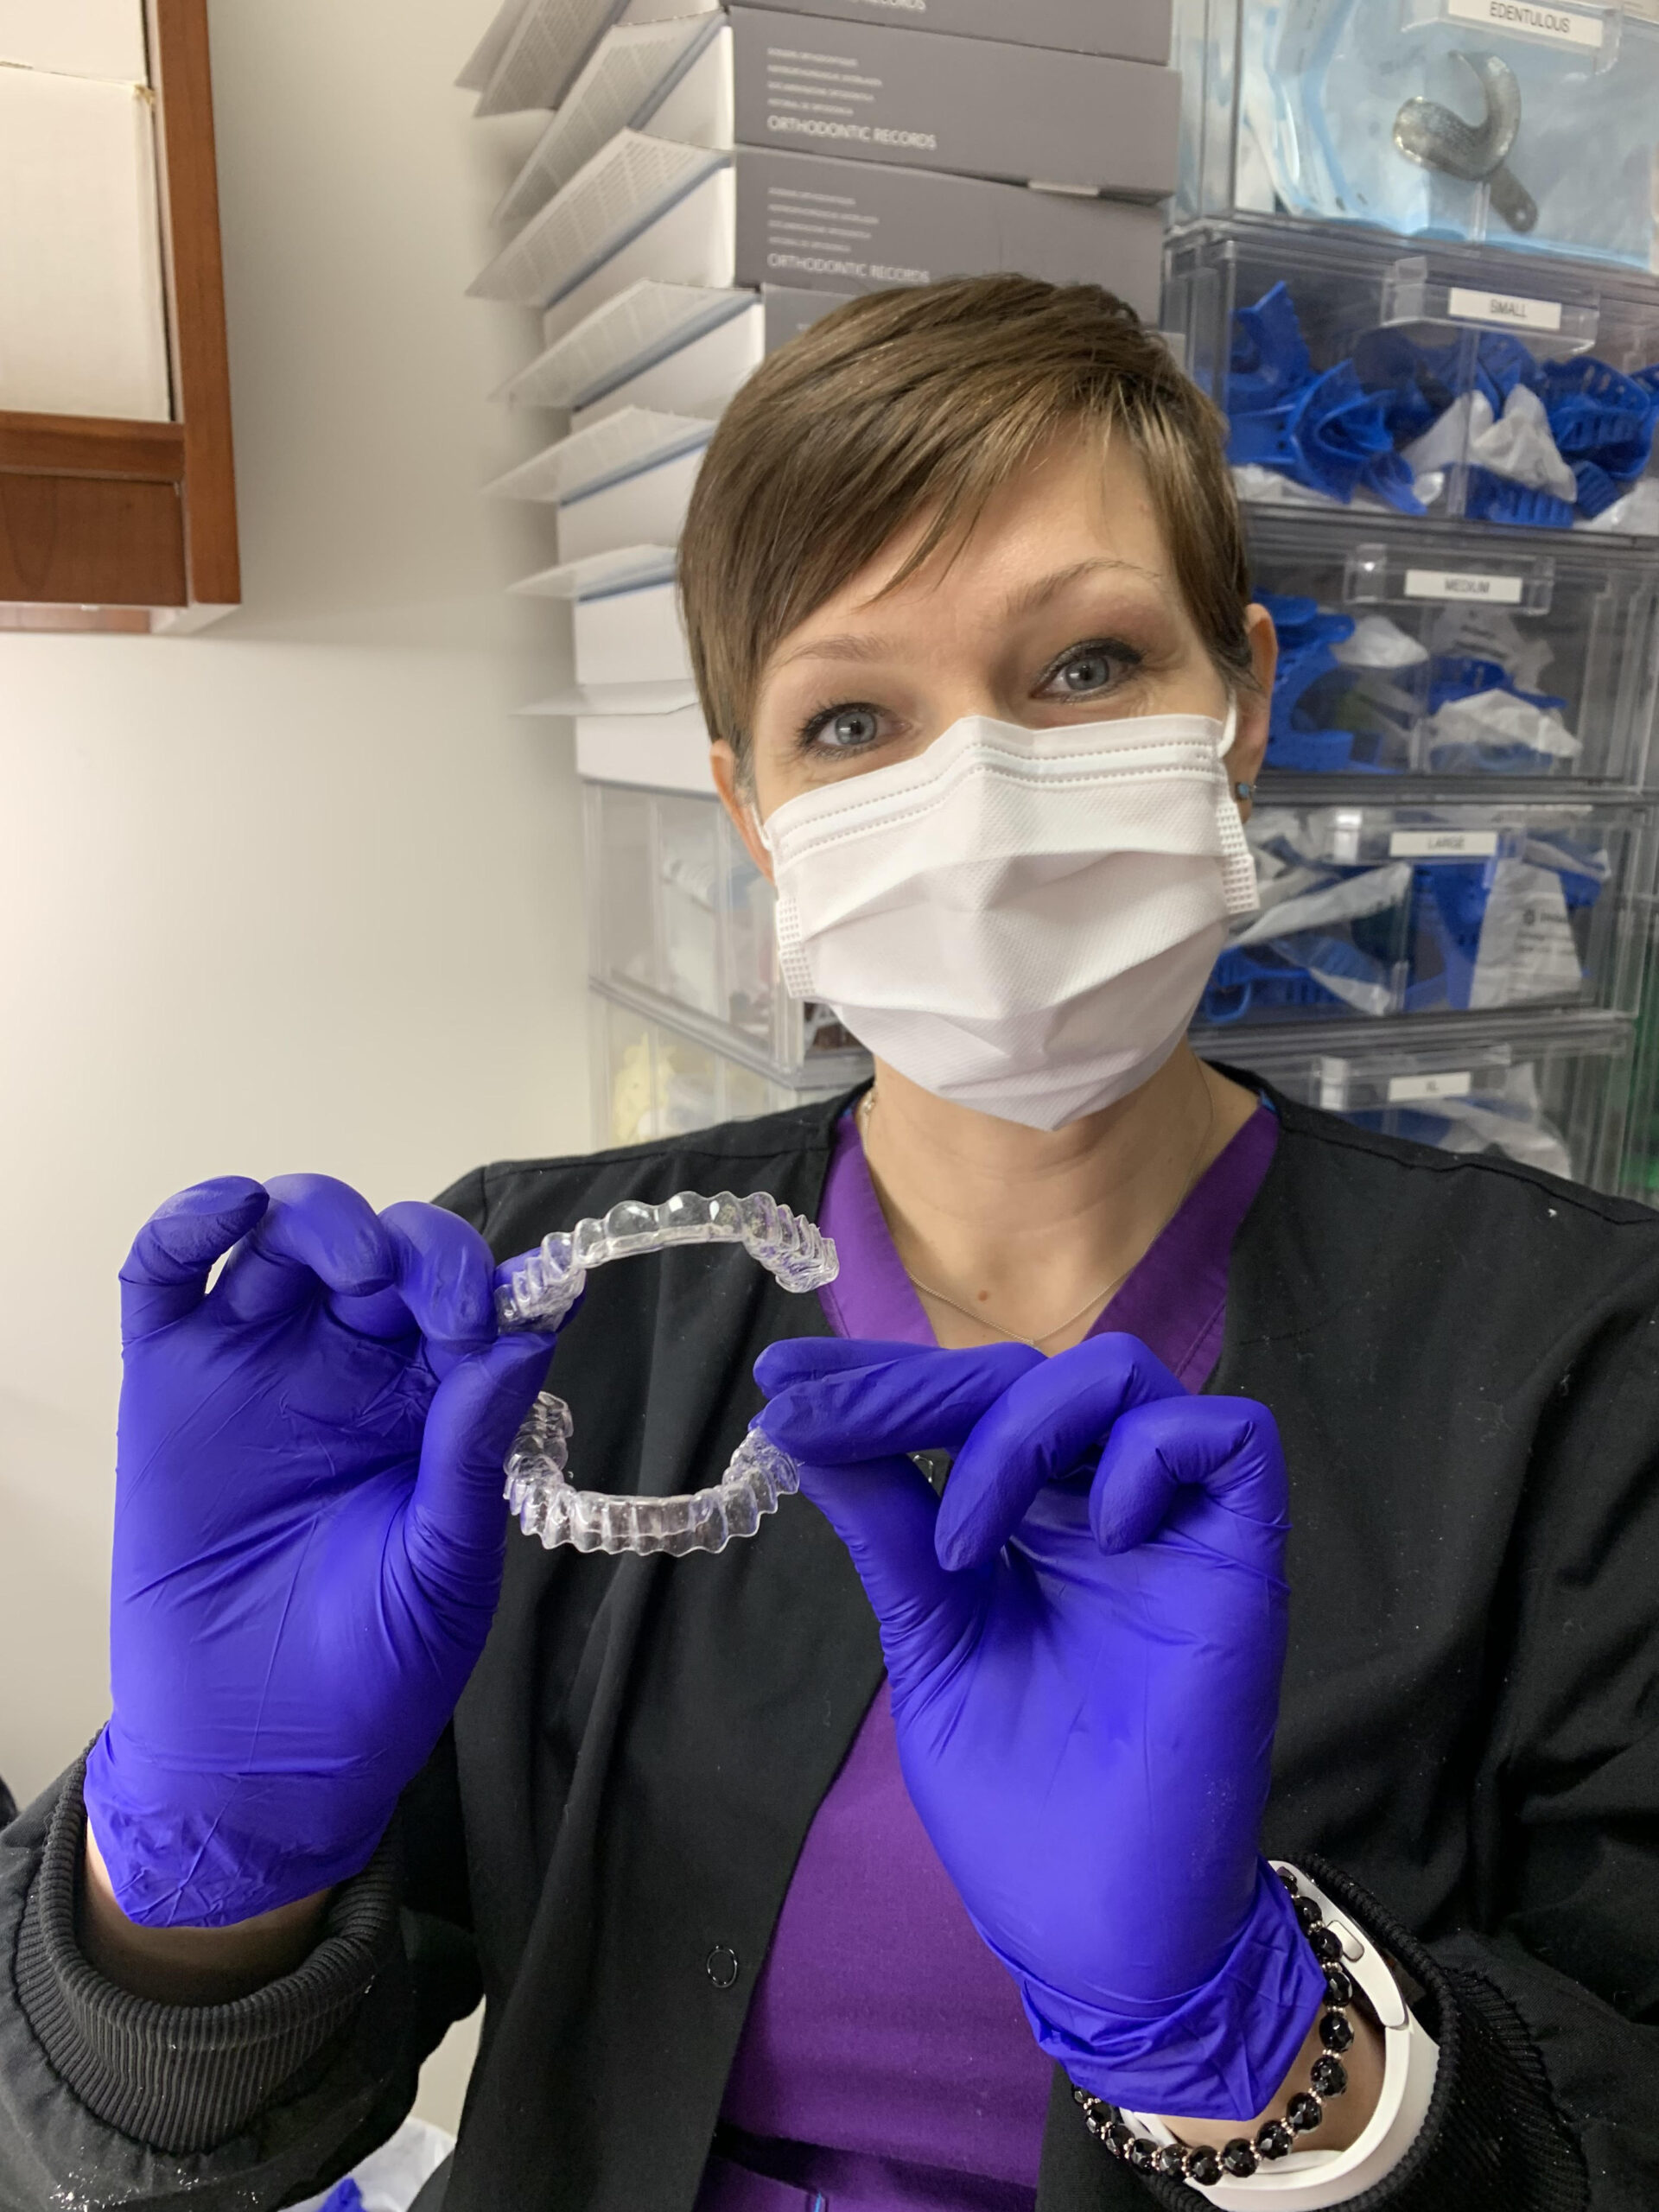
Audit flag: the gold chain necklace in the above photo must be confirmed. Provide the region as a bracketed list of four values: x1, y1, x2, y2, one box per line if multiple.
[858, 1079, 1217, 1352]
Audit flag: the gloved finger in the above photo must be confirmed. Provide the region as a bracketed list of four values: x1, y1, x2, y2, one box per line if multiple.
[213, 1173, 395, 1324]
[793, 1450, 980, 1688]
[1090, 1395, 1291, 1558]
[935, 1333, 1186, 1571]
[119, 1177, 270, 1344]
[328, 1202, 498, 1356]
[404, 1332, 556, 1607]
[756, 1338, 960, 1389]
[758, 1341, 1040, 1465]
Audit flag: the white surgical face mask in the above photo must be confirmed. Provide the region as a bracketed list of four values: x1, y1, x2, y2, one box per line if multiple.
[760, 705, 1258, 1131]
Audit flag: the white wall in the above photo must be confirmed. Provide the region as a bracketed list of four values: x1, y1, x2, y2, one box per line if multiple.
[0, 2, 585, 2120]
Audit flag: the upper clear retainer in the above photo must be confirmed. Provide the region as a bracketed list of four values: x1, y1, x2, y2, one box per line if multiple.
[493, 1191, 838, 1558]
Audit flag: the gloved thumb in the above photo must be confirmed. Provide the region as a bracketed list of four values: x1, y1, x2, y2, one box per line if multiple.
[768, 1432, 979, 1686]
[404, 1332, 554, 1609]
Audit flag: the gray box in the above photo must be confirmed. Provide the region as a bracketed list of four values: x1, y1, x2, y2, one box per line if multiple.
[733, 146, 1166, 319]
[722, 9, 1179, 197]
[734, 0, 1172, 64]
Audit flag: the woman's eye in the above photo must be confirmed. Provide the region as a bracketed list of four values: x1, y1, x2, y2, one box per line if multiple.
[804, 704, 883, 752]
[1039, 640, 1143, 702]
[1044, 649, 1120, 698]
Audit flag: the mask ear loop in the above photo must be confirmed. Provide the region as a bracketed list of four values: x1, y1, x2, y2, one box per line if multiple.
[1211, 696, 1261, 919]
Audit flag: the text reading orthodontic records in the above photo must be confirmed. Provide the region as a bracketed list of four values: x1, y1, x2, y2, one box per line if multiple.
[494, 1192, 838, 1558]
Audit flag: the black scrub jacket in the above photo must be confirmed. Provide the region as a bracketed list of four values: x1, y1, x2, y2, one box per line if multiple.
[2, 1085, 1656, 2211]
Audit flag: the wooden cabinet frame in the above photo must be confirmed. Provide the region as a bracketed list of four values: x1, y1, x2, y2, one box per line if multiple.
[0, 0, 239, 634]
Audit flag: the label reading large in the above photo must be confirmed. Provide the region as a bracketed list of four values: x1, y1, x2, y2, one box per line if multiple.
[1447, 285, 1565, 334]
[1388, 1070, 1475, 1103]
[1389, 829, 1502, 859]
[1403, 568, 1525, 605]
[1443, 0, 1605, 48]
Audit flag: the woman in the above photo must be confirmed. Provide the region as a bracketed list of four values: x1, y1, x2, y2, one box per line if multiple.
[1, 279, 1655, 2212]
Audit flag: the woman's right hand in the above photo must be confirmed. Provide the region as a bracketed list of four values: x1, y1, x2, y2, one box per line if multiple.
[82, 1175, 555, 1931]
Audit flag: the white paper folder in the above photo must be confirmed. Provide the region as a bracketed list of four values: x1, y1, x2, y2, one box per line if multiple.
[486, 406, 714, 505]
[569, 303, 765, 429]
[498, 282, 754, 413]
[575, 707, 716, 795]
[575, 578, 691, 687]
[467, 0, 720, 118]
[538, 166, 740, 352]
[556, 444, 708, 563]
[494, 17, 715, 231]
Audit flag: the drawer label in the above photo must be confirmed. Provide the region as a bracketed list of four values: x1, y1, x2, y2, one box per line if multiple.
[1444, 0, 1605, 48]
[1404, 567, 1525, 604]
[1447, 285, 1564, 334]
[1388, 1071, 1475, 1103]
[1390, 829, 1502, 858]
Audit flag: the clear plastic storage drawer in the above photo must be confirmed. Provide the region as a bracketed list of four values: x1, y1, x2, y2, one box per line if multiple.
[590, 991, 861, 1147]
[1194, 799, 1650, 1031]
[1247, 512, 1659, 783]
[584, 779, 873, 1088]
[1211, 1011, 1636, 1189]
[1164, 219, 1659, 537]
[1172, 0, 1659, 271]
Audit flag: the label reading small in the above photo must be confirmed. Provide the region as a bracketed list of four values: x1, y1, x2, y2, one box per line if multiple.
[1446, 285, 1564, 334]
[1388, 1071, 1475, 1104]
[1443, 0, 1605, 49]
[1403, 568, 1525, 605]
[1389, 830, 1502, 859]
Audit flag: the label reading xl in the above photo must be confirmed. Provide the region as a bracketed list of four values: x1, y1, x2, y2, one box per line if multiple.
[1404, 568, 1525, 605]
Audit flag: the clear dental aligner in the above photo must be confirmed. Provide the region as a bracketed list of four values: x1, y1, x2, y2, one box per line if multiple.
[494, 1192, 838, 1558]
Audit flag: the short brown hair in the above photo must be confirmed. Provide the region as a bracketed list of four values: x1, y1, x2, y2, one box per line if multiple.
[678, 276, 1254, 772]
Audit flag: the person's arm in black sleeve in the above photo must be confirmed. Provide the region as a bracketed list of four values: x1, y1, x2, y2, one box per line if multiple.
[0, 1738, 480, 2212]
[1099, 1302, 1659, 2211]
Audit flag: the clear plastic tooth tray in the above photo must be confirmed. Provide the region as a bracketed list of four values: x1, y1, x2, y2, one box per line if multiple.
[495, 1191, 838, 1557]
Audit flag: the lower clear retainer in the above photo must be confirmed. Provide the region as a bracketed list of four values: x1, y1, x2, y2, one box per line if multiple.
[493, 1191, 838, 1558]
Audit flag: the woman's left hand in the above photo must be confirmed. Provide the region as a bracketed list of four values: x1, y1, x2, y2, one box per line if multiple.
[756, 1333, 1325, 2119]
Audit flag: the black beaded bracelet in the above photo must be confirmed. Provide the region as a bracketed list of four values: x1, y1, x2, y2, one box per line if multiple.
[1073, 1868, 1357, 2188]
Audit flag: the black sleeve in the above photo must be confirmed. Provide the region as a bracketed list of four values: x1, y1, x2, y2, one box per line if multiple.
[0, 1750, 482, 2212]
[1050, 1861, 1588, 2210]
[1052, 1303, 1659, 2210]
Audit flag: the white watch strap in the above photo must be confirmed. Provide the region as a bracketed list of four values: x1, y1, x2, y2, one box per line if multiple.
[1120, 1865, 1440, 2209]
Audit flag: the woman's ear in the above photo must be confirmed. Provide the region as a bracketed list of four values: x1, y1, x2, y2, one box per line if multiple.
[1230, 605, 1279, 817]
[710, 739, 775, 884]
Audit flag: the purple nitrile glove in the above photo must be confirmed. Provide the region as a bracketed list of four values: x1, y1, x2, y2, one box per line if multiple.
[83, 1175, 556, 1929]
[755, 1333, 1325, 2120]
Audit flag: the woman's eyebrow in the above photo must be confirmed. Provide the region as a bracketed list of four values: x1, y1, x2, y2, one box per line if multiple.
[1000, 556, 1161, 622]
[773, 630, 896, 671]
[773, 558, 1165, 673]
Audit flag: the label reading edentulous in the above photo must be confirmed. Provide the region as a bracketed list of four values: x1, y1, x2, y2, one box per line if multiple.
[1444, 0, 1605, 48]
[1389, 830, 1502, 859]
[1447, 285, 1564, 334]
[1388, 1070, 1475, 1103]
[1403, 567, 1525, 605]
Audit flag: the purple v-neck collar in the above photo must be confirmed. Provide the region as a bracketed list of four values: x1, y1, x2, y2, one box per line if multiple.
[817, 1096, 1278, 1389]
